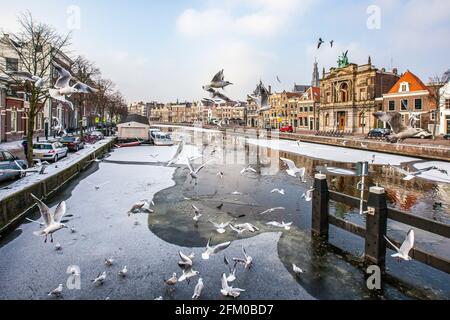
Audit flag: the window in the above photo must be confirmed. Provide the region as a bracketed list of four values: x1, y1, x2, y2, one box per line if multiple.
[11, 111, 17, 132]
[3, 152, 15, 161]
[359, 113, 366, 127]
[445, 99, 450, 109]
[360, 88, 367, 101]
[401, 99, 408, 111]
[388, 101, 395, 111]
[300, 118, 303, 126]
[309, 106, 314, 112]
[414, 99, 422, 110]
[325, 114, 330, 126]
[5, 58, 19, 71]
[399, 82, 410, 93]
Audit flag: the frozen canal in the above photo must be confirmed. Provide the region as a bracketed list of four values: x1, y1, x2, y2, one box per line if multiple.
[0, 126, 449, 300]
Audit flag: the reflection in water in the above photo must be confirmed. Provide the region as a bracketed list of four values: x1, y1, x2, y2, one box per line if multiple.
[150, 127, 449, 300]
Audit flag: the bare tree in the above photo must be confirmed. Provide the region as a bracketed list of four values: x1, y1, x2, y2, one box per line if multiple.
[71, 56, 101, 138]
[428, 69, 450, 140]
[93, 78, 115, 125]
[0, 12, 70, 165]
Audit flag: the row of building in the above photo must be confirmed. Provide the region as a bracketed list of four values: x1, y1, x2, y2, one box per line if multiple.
[0, 34, 101, 143]
[134, 56, 450, 136]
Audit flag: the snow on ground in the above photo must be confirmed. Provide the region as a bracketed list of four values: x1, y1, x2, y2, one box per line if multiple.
[0, 138, 114, 201]
[413, 161, 450, 184]
[155, 124, 220, 134]
[246, 138, 420, 166]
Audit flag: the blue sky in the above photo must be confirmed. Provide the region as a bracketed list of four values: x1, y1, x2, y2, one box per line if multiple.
[1, 0, 449, 103]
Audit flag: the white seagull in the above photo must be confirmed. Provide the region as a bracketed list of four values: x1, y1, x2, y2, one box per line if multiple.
[192, 278, 204, 300]
[203, 69, 233, 91]
[280, 157, 306, 182]
[87, 181, 110, 191]
[293, 264, 305, 276]
[209, 220, 233, 234]
[118, 266, 128, 278]
[104, 258, 114, 266]
[240, 165, 257, 176]
[301, 187, 315, 202]
[30, 194, 68, 243]
[266, 221, 293, 231]
[259, 207, 285, 215]
[224, 255, 238, 283]
[48, 284, 63, 297]
[92, 271, 107, 286]
[220, 273, 245, 298]
[192, 205, 203, 222]
[6, 70, 46, 88]
[384, 229, 415, 261]
[233, 246, 253, 270]
[202, 238, 232, 260]
[187, 158, 211, 183]
[271, 188, 285, 195]
[128, 200, 154, 216]
[234, 223, 260, 233]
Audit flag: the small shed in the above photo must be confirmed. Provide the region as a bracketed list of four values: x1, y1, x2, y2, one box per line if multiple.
[117, 114, 150, 141]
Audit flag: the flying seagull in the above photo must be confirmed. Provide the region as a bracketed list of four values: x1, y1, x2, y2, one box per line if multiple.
[276, 76, 281, 83]
[389, 164, 447, 181]
[271, 188, 285, 195]
[209, 220, 233, 234]
[220, 273, 245, 298]
[233, 246, 253, 270]
[301, 187, 315, 202]
[317, 38, 324, 49]
[30, 194, 68, 243]
[187, 158, 212, 183]
[384, 229, 415, 261]
[192, 278, 204, 300]
[224, 255, 238, 283]
[202, 238, 232, 260]
[167, 141, 184, 167]
[234, 223, 259, 233]
[178, 251, 195, 270]
[203, 69, 233, 91]
[373, 112, 430, 143]
[205, 87, 234, 103]
[266, 221, 293, 231]
[330, 40, 334, 48]
[240, 165, 257, 176]
[259, 207, 285, 215]
[178, 266, 200, 284]
[280, 157, 306, 182]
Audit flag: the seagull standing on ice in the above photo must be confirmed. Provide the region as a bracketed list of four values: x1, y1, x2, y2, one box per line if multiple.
[192, 278, 204, 300]
[220, 273, 245, 298]
[384, 230, 415, 261]
[118, 266, 128, 278]
[87, 181, 110, 191]
[224, 256, 238, 283]
[280, 157, 306, 182]
[48, 284, 63, 297]
[293, 264, 305, 277]
[192, 205, 202, 222]
[104, 258, 114, 267]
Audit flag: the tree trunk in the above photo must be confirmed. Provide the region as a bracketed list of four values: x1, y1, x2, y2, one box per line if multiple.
[26, 113, 35, 167]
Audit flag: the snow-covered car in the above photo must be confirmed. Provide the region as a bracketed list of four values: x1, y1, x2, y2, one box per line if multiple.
[60, 136, 85, 152]
[90, 131, 105, 140]
[413, 131, 432, 139]
[32, 142, 68, 162]
[0, 150, 27, 182]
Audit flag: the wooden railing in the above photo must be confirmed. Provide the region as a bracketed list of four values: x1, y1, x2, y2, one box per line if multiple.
[312, 174, 450, 274]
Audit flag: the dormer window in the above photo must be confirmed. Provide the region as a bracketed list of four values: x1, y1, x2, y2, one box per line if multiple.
[399, 82, 410, 93]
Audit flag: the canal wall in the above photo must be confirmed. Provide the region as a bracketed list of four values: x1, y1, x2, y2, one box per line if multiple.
[0, 139, 116, 235]
[152, 123, 450, 162]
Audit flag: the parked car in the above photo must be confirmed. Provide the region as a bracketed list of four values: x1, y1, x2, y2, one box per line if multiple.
[368, 128, 392, 138]
[280, 125, 294, 133]
[60, 136, 85, 152]
[443, 134, 450, 140]
[413, 130, 433, 139]
[90, 131, 105, 140]
[0, 150, 27, 182]
[33, 142, 68, 162]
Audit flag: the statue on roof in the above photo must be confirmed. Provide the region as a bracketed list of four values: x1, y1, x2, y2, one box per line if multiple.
[337, 50, 349, 68]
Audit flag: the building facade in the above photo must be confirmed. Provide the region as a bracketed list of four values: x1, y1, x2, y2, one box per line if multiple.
[439, 80, 450, 134]
[382, 71, 436, 131]
[319, 58, 399, 134]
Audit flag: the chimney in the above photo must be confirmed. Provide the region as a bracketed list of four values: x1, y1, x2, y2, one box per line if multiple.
[268, 85, 272, 94]
[393, 68, 398, 75]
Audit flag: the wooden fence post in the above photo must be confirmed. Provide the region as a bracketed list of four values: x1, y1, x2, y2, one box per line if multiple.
[312, 174, 329, 240]
[365, 186, 388, 267]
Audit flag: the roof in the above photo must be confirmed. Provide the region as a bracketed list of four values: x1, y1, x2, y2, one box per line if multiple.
[121, 114, 150, 125]
[388, 70, 429, 94]
[293, 84, 311, 93]
[302, 87, 320, 101]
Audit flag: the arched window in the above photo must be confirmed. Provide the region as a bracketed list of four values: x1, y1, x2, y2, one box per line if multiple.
[359, 112, 366, 127]
[325, 113, 330, 127]
[340, 83, 349, 102]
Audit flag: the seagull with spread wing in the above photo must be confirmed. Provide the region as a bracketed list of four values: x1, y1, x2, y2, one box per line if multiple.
[30, 194, 68, 243]
[187, 158, 212, 184]
[384, 230, 415, 261]
[280, 157, 306, 182]
[203, 69, 233, 91]
[220, 273, 245, 298]
[202, 238, 232, 260]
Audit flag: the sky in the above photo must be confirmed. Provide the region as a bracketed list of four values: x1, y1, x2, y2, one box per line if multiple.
[0, 0, 449, 104]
